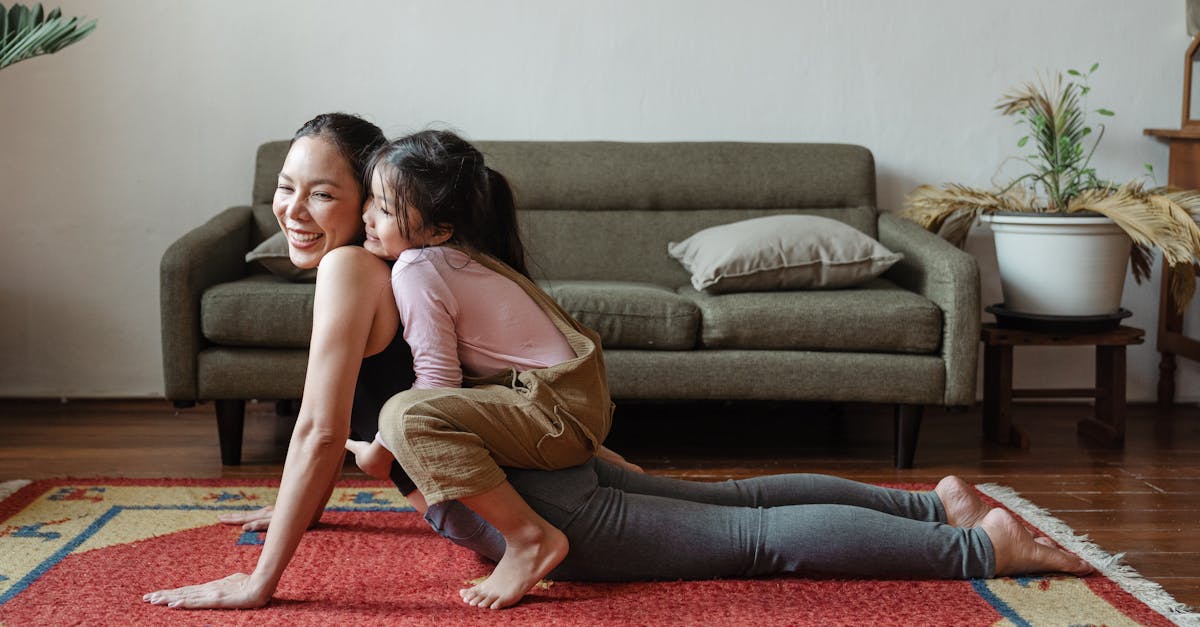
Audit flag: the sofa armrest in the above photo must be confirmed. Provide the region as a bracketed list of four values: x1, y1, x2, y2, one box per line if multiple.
[877, 212, 980, 406]
[160, 206, 254, 400]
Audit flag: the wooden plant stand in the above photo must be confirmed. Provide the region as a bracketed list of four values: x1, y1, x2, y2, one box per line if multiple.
[981, 324, 1145, 449]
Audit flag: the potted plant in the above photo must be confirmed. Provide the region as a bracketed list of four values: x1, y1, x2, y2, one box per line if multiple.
[902, 64, 1200, 321]
[1, 3, 96, 71]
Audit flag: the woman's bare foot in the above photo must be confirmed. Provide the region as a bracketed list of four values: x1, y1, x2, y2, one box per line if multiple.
[935, 476, 990, 528]
[345, 438, 394, 480]
[980, 508, 1093, 577]
[458, 518, 568, 609]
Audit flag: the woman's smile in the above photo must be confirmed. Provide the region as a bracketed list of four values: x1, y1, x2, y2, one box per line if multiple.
[287, 227, 324, 246]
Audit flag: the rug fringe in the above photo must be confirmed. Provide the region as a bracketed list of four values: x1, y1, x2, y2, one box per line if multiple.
[0, 479, 32, 502]
[978, 483, 1200, 627]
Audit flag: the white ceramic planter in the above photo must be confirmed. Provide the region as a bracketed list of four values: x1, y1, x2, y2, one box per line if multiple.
[981, 213, 1132, 316]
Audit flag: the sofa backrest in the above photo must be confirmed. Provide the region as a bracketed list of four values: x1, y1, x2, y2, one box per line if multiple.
[253, 140, 877, 285]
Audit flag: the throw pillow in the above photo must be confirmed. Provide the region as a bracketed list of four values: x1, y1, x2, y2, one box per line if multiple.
[245, 231, 318, 282]
[667, 215, 902, 293]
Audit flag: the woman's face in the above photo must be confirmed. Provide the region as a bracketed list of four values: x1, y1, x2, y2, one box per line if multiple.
[272, 136, 365, 269]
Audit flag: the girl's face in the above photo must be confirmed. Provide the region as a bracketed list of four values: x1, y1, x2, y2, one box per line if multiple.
[272, 136, 364, 269]
[362, 166, 451, 259]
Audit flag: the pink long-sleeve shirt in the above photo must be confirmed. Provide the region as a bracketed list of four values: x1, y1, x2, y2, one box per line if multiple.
[391, 246, 575, 390]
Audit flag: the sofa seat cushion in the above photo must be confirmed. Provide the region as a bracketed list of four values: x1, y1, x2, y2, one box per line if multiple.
[540, 281, 700, 350]
[682, 277, 942, 353]
[202, 275, 314, 348]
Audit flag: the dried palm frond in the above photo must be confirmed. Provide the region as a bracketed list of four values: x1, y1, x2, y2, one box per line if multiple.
[900, 181, 1200, 311]
[902, 184, 1033, 233]
[1067, 184, 1198, 308]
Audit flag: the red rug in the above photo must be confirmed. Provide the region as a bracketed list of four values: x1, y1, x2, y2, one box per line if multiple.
[0, 478, 1193, 626]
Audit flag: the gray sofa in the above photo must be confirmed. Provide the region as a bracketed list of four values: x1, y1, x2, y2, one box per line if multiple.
[161, 140, 979, 468]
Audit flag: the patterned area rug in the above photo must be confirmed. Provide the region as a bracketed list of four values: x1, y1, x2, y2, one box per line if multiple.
[0, 478, 1195, 626]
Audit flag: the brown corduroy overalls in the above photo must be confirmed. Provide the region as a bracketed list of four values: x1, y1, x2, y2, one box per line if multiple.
[378, 252, 614, 505]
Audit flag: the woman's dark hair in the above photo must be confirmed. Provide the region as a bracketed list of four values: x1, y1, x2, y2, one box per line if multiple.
[291, 113, 386, 196]
[367, 130, 528, 277]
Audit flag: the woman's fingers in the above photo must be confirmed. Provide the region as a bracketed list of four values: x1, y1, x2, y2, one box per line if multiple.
[217, 505, 275, 526]
[217, 505, 275, 531]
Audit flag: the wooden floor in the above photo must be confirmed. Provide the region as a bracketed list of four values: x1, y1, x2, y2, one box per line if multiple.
[1, 398, 1198, 609]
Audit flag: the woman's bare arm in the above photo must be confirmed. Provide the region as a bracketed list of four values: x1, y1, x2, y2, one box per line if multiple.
[145, 248, 398, 609]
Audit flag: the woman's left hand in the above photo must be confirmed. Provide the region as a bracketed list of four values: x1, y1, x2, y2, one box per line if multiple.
[143, 573, 270, 610]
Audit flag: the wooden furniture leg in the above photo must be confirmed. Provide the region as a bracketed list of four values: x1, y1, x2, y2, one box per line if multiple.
[894, 404, 923, 469]
[215, 399, 245, 466]
[982, 343, 1029, 448]
[1078, 345, 1127, 446]
[1157, 264, 1182, 410]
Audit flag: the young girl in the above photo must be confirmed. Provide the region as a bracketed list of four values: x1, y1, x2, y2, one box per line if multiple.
[346, 129, 627, 610]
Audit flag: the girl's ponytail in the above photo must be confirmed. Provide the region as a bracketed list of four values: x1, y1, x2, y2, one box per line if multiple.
[484, 167, 529, 278]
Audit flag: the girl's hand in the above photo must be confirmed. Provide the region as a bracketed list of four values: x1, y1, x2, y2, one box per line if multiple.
[345, 438, 395, 479]
[143, 573, 271, 610]
[597, 445, 644, 473]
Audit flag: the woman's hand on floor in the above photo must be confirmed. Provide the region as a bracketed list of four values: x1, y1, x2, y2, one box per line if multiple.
[143, 573, 271, 610]
[218, 505, 275, 531]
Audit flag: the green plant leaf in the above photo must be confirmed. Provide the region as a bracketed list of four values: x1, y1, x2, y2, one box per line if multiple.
[1096, 108, 1114, 116]
[1090, 62, 1099, 73]
[1017, 136, 1029, 147]
[0, 4, 96, 71]
[1068, 69, 1082, 77]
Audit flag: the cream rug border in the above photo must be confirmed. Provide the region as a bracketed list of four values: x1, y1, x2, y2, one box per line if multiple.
[0, 480, 30, 502]
[978, 483, 1199, 627]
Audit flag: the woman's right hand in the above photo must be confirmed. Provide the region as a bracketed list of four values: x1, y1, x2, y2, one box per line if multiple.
[144, 573, 272, 610]
[218, 506, 276, 532]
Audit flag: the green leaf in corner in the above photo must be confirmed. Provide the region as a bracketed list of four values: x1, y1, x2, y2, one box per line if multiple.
[1144, 163, 1154, 174]
[1067, 69, 1082, 77]
[1090, 62, 1100, 73]
[1096, 108, 1114, 116]
[1017, 136, 1029, 147]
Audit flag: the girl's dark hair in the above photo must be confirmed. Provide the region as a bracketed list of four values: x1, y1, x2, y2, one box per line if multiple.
[292, 113, 386, 196]
[367, 130, 529, 277]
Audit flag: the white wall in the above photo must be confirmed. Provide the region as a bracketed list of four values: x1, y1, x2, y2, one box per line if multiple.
[1, 0, 1197, 401]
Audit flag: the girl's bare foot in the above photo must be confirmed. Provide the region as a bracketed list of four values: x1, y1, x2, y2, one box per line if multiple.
[935, 476, 990, 528]
[458, 518, 568, 609]
[980, 508, 1093, 577]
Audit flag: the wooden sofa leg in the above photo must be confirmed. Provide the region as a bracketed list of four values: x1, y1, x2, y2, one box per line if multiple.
[894, 404, 923, 469]
[215, 400, 246, 466]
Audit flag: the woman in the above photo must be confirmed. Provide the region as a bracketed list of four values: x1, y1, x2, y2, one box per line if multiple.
[144, 114, 1091, 611]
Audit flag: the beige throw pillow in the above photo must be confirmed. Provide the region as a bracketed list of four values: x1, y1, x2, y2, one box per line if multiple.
[245, 231, 318, 282]
[667, 215, 902, 293]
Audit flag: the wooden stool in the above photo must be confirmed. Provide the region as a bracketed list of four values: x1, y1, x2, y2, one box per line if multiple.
[981, 324, 1145, 449]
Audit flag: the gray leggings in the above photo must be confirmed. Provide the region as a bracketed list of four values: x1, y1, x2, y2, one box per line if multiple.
[423, 459, 995, 581]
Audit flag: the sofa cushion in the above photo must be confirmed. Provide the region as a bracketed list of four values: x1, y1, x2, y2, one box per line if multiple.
[668, 215, 902, 293]
[202, 275, 314, 347]
[245, 231, 318, 282]
[682, 277, 942, 353]
[540, 281, 699, 350]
